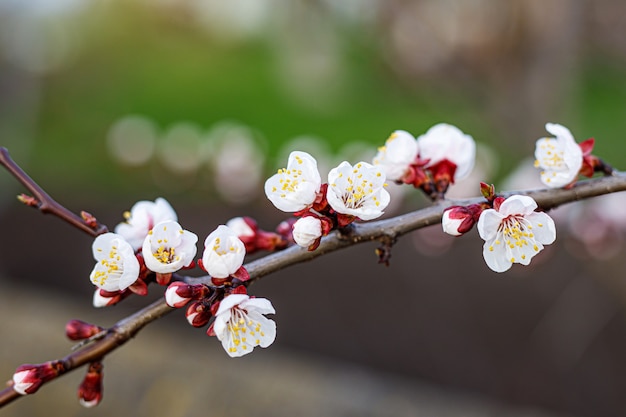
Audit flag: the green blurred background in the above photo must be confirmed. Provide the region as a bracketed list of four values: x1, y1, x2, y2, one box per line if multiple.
[2, 0, 626, 200]
[3, 1, 626, 416]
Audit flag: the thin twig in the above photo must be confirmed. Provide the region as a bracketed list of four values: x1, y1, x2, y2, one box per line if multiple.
[1, 173, 626, 407]
[0, 147, 108, 237]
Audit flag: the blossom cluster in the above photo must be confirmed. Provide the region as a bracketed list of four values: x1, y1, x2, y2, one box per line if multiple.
[261, 121, 607, 272]
[264, 151, 391, 250]
[436, 122, 607, 271]
[85, 198, 278, 362]
[372, 123, 476, 197]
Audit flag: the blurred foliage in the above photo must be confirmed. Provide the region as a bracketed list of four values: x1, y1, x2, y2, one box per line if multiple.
[3, 1, 626, 202]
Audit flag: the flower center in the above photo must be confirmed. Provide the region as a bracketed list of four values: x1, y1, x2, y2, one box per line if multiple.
[500, 215, 535, 246]
[153, 246, 178, 264]
[272, 157, 307, 199]
[93, 245, 123, 286]
[336, 164, 382, 209]
[212, 237, 241, 256]
[488, 215, 541, 263]
[226, 307, 265, 354]
[536, 139, 566, 169]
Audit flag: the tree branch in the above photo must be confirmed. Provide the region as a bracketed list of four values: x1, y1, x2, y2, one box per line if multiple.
[0, 147, 108, 237]
[2, 172, 626, 407]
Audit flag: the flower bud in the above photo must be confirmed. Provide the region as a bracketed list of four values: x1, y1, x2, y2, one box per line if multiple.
[275, 218, 297, 242]
[78, 362, 103, 408]
[186, 301, 212, 327]
[164, 282, 209, 308]
[165, 282, 192, 308]
[13, 361, 64, 395]
[292, 216, 322, 249]
[65, 319, 105, 341]
[92, 289, 123, 308]
[442, 206, 476, 236]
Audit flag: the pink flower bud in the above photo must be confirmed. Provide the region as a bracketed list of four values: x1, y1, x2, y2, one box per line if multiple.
[65, 320, 105, 341]
[186, 301, 211, 327]
[255, 230, 289, 252]
[165, 282, 192, 308]
[275, 218, 297, 242]
[13, 361, 64, 395]
[165, 282, 210, 308]
[78, 362, 103, 408]
[442, 206, 478, 236]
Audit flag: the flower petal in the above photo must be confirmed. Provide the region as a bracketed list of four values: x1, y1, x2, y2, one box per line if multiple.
[498, 195, 538, 217]
[482, 239, 513, 272]
[526, 212, 556, 245]
[477, 209, 503, 241]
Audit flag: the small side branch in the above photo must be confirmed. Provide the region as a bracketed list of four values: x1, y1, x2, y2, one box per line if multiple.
[0, 148, 107, 237]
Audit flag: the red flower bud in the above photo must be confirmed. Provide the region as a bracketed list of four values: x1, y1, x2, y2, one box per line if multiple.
[186, 301, 212, 327]
[78, 362, 103, 408]
[13, 361, 64, 395]
[442, 204, 483, 236]
[165, 282, 210, 308]
[65, 319, 104, 341]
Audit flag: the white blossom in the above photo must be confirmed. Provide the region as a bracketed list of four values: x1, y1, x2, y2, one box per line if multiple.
[477, 195, 556, 272]
[534, 123, 583, 188]
[90, 233, 140, 292]
[416, 123, 476, 180]
[202, 225, 246, 278]
[326, 161, 390, 220]
[213, 294, 276, 358]
[142, 221, 198, 274]
[264, 151, 322, 212]
[372, 130, 418, 181]
[292, 216, 322, 247]
[114, 198, 177, 250]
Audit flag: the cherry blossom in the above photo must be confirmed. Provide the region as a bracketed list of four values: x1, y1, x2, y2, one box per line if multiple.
[211, 294, 276, 358]
[202, 225, 246, 278]
[326, 161, 390, 221]
[477, 195, 556, 272]
[534, 122, 583, 188]
[90, 233, 140, 292]
[416, 123, 476, 181]
[142, 220, 198, 274]
[264, 151, 322, 212]
[292, 216, 322, 248]
[114, 198, 177, 251]
[372, 130, 419, 182]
